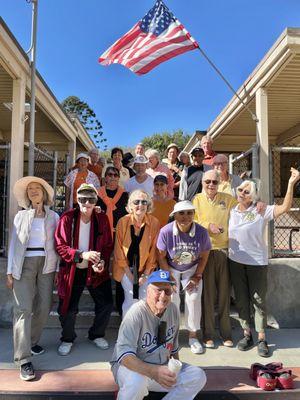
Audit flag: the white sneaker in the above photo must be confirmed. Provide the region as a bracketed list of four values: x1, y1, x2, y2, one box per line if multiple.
[93, 338, 109, 349]
[189, 338, 204, 354]
[58, 341, 73, 356]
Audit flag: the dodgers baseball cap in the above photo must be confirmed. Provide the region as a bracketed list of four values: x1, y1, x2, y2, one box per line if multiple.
[147, 269, 175, 285]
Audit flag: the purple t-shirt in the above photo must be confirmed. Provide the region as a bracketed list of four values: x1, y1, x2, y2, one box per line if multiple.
[157, 221, 211, 272]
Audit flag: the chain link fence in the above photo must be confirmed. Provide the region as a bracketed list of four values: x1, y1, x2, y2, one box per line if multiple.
[24, 145, 68, 215]
[270, 146, 300, 257]
[0, 145, 10, 256]
[229, 144, 259, 179]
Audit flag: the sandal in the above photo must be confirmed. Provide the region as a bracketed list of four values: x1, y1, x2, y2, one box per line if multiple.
[250, 362, 283, 380]
[276, 369, 294, 390]
[256, 370, 277, 391]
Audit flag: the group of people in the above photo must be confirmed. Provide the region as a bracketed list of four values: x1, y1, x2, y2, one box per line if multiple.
[6, 136, 300, 400]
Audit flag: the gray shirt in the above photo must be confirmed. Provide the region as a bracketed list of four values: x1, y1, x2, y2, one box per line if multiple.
[111, 300, 179, 380]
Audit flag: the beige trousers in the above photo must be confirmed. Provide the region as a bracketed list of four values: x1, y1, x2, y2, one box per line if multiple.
[13, 256, 54, 365]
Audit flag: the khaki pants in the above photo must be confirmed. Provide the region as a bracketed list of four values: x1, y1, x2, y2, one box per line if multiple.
[229, 259, 267, 333]
[13, 256, 54, 365]
[202, 249, 231, 341]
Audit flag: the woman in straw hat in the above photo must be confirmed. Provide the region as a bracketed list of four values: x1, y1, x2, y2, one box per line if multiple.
[6, 176, 60, 381]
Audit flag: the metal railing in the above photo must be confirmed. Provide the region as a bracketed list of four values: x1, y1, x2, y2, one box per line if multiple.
[0, 144, 10, 256]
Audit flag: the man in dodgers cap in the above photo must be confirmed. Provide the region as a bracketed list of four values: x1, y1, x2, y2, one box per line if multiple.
[111, 269, 206, 399]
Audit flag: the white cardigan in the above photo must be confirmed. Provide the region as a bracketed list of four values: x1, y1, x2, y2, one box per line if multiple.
[7, 206, 60, 279]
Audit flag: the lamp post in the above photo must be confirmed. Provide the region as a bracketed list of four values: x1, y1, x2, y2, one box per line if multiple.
[27, 0, 38, 176]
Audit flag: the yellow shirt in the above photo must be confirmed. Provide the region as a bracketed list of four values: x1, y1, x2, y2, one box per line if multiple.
[218, 180, 233, 195]
[192, 192, 237, 250]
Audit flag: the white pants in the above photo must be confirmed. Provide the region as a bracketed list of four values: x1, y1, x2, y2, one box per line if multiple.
[170, 266, 203, 332]
[121, 274, 147, 318]
[116, 363, 206, 400]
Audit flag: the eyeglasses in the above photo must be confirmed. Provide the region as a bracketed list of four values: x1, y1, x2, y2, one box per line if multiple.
[78, 197, 97, 204]
[237, 188, 250, 195]
[204, 179, 218, 185]
[132, 199, 148, 206]
[177, 210, 194, 216]
[152, 286, 173, 296]
[107, 172, 119, 178]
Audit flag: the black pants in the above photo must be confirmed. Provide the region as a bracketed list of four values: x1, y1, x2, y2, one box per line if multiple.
[58, 268, 113, 342]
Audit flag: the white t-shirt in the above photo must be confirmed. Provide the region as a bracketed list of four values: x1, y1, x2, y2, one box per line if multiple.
[76, 220, 91, 269]
[124, 175, 154, 196]
[228, 204, 275, 266]
[25, 218, 46, 257]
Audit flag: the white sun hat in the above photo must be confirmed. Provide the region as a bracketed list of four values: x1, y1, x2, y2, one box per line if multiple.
[169, 200, 196, 216]
[13, 176, 54, 209]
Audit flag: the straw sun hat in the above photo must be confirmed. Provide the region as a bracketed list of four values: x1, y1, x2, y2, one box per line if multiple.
[13, 176, 54, 209]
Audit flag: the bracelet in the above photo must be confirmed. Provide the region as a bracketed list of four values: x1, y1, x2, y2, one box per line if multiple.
[141, 273, 149, 279]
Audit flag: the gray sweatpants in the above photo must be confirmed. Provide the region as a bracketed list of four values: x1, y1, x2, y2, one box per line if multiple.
[13, 256, 54, 366]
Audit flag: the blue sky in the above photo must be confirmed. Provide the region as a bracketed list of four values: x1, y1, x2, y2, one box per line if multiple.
[1, 0, 300, 149]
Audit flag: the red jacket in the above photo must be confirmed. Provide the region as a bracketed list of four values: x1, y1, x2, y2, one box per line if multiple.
[55, 208, 113, 315]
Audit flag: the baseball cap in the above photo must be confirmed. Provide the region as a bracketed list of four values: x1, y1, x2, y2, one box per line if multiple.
[154, 174, 168, 184]
[76, 152, 89, 162]
[133, 155, 148, 164]
[169, 200, 195, 216]
[77, 183, 98, 197]
[191, 147, 204, 156]
[147, 269, 175, 285]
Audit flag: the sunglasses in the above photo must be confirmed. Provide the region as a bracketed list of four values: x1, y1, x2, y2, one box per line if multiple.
[132, 199, 148, 206]
[237, 188, 251, 195]
[177, 210, 194, 216]
[107, 172, 119, 177]
[204, 179, 219, 185]
[152, 286, 173, 296]
[78, 197, 97, 204]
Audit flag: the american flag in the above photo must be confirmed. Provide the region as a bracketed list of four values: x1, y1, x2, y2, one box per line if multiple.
[99, 0, 199, 75]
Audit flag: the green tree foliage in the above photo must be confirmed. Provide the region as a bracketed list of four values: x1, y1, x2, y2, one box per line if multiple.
[142, 130, 191, 156]
[61, 96, 107, 150]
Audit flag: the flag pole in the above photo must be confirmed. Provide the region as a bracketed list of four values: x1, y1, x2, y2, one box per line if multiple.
[197, 46, 259, 122]
[27, 0, 38, 176]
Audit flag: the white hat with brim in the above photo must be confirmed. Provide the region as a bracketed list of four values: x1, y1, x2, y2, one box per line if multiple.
[13, 176, 54, 209]
[133, 155, 148, 164]
[170, 200, 196, 216]
[75, 153, 89, 162]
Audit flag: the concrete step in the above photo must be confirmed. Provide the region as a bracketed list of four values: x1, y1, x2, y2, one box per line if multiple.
[47, 310, 121, 328]
[0, 368, 299, 399]
[48, 289, 279, 331]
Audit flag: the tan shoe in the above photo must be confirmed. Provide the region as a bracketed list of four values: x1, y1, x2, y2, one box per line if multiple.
[223, 340, 234, 347]
[204, 339, 215, 348]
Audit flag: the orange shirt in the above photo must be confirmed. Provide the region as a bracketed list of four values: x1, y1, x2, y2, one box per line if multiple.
[88, 163, 102, 181]
[152, 198, 176, 228]
[113, 213, 160, 282]
[73, 170, 88, 203]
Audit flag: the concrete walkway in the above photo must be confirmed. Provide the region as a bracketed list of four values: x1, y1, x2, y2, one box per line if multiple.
[1, 327, 299, 370]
